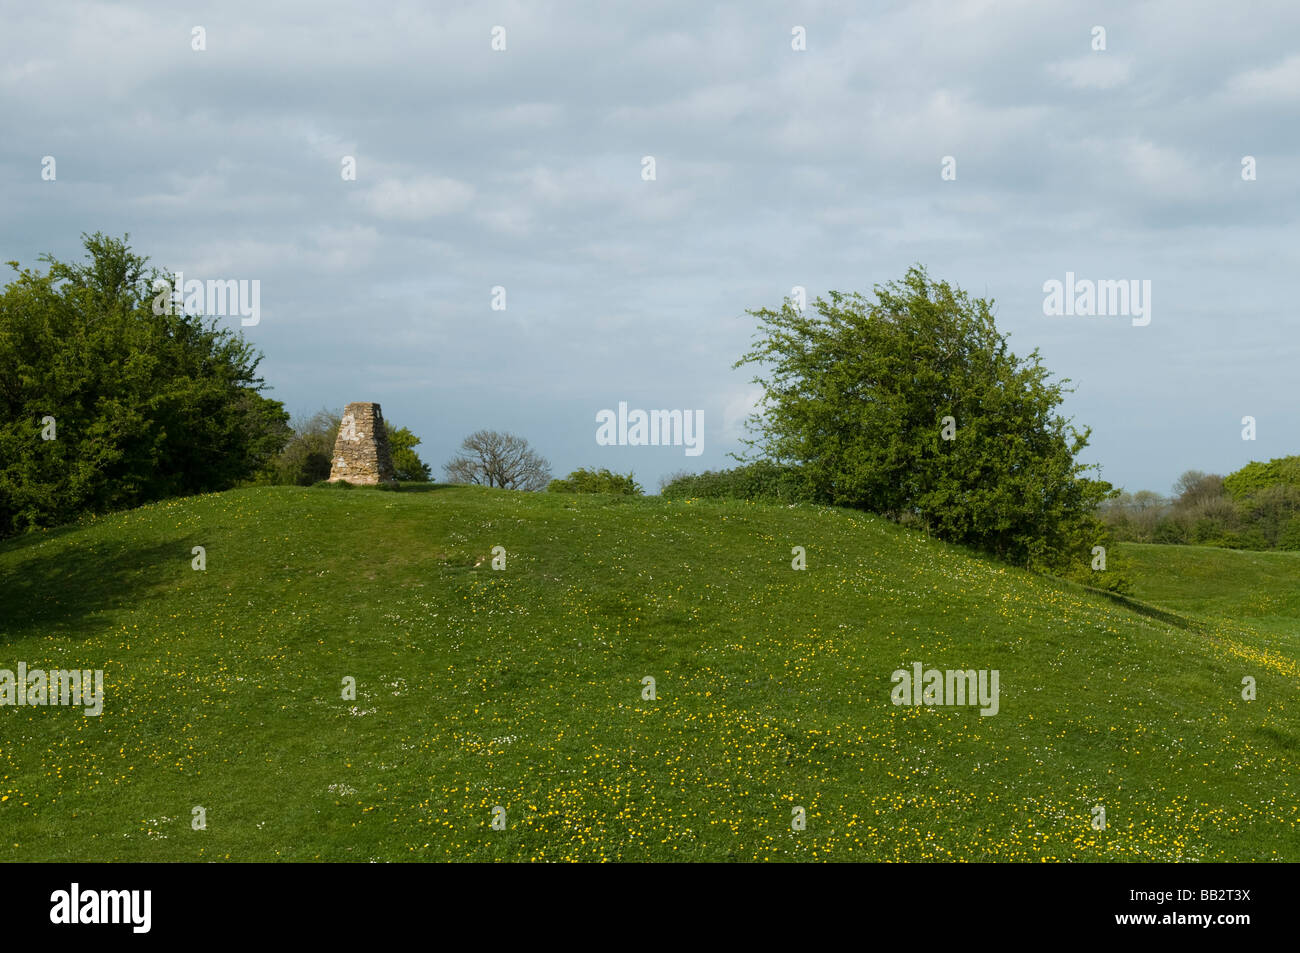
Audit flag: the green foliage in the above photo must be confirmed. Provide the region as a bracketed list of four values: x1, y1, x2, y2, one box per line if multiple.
[1125, 459, 1300, 552]
[0, 233, 288, 537]
[659, 460, 813, 503]
[1234, 483, 1300, 549]
[387, 423, 432, 482]
[1103, 459, 1300, 553]
[1223, 456, 1300, 500]
[547, 467, 643, 495]
[1279, 516, 1300, 551]
[735, 264, 1119, 588]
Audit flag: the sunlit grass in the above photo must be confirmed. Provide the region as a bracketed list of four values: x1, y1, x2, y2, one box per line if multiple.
[0, 486, 1295, 861]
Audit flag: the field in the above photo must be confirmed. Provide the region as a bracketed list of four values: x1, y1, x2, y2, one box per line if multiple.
[0, 485, 1296, 861]
[1121, 542, 1300, 644]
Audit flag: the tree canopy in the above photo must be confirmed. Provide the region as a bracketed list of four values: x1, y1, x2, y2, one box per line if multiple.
[387, 423, 432, 482]
[0, 233, 288, 537]
[735, 265, 1119, 586]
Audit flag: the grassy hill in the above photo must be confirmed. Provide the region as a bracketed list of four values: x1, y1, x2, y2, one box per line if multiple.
[1120, 542, 1300, 645]
[0, 485, 1296, 861]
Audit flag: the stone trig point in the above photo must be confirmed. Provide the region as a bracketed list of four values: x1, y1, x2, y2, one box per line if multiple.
[328, 401, 397, 485]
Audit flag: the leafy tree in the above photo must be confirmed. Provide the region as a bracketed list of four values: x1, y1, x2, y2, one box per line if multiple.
[387, 423, 432, 482]
[1223, 456, 1300, 499]
[1144, 457, 1300, 550]
[547, 467, 642, 495]
[735, 265, 1120, 587]
[1126, 490, 1167, 539]
[1234, 483, 1300, 548]
[1279, 515, 1300, 551]
[0, 233, 288, 537]
[444, 430, 551, 490]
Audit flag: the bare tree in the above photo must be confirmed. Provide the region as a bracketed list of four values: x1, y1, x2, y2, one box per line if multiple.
[1172, 470, 1225, 509]
[444, 430, 552, 490]
[1132, 489, 1165, 511]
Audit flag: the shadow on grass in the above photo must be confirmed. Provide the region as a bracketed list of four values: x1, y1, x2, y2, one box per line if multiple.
[391, 482, 457, 494]
[0, 534, 185, 645]
[1089, 587, 1212, 634]
[308, 481, 455, 494]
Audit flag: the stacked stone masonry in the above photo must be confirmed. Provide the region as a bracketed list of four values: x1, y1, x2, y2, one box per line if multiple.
[328, 401, 397, 485]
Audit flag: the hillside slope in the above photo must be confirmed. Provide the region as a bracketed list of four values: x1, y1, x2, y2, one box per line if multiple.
[1120, 542, 1300, 645]
[1, 486, 1296, 861]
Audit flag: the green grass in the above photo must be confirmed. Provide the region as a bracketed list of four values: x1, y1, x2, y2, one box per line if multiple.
[1120, 542, 1300, 645]
[0, 486, 1296, 861]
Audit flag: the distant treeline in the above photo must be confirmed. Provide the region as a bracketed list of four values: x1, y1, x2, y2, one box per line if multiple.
[664, 457, 1300, 555]
[1101, 458, 1300, 550]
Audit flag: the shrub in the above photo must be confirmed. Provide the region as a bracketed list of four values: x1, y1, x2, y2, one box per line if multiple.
[0, 234, 288, 537]
[547, 468, 643, 495]
[388, 424, 432, 482]
[1278, 516, 1300, 551]
[734, 265, 1118, 584]
[660, 460, 814, 504]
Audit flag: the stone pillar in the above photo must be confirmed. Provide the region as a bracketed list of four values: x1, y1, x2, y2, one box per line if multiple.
[328, 402, 397, 485]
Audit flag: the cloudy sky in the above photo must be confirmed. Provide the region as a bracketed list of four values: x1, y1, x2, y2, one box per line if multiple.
[3, 0, 1298, 494]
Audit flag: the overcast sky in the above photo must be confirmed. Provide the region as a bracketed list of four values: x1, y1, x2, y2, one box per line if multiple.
[3, 1, 1298, 494]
